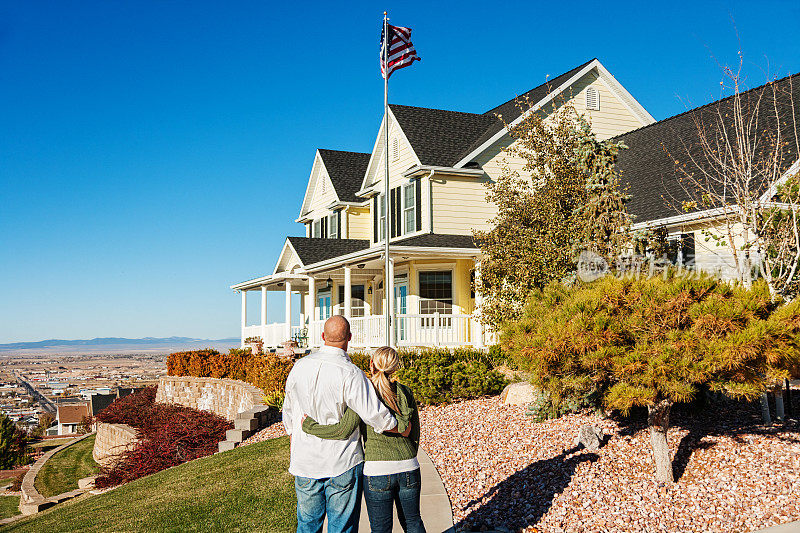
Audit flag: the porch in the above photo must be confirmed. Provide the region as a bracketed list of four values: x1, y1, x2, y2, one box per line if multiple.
[233, 242, 493, 350]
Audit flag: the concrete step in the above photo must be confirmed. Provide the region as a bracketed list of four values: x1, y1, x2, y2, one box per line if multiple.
[218, 440, 237, 453]
[226, 429, 253, 442]
[234, 417, 259, 431]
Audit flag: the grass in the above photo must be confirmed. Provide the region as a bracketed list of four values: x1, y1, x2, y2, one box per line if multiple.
[34, 435, 99, 498]
[0, 496, 20, 520]
[0, 479, 14, 487]
[30, 438, 76, 449]
[3, 437, 296, 532]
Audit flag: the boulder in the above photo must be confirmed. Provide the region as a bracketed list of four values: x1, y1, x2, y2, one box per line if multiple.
[500, 382, 538, 406]
[573, 424, 604, 451]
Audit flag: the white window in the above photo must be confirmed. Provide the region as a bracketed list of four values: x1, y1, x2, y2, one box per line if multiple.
[392, 137, 399, 161]
[403, 183, 416, 234]
[378, 194, 386, 240]
[312, 219, 322, 238]
[586, 86, 600, 111]
[328, 212, 338, 239]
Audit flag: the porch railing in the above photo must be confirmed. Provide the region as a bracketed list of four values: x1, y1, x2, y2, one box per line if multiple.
[245, 314, 496, 350]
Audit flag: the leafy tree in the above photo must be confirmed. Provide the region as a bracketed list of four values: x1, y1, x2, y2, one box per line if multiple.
[503, 274, 800, 484]
[474, 98, 632, 330]
[0, 413, 29, 468]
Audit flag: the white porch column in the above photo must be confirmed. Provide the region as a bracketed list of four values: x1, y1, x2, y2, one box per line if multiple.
[240, 290, 247, 348]
[260, 286, 267, 326]
[308, 276, 316, 322]
[473, 260, 485, 348]
[387, 257, 395, 346]
[344, 266, 352, 319]
[285, 281, 292, 341]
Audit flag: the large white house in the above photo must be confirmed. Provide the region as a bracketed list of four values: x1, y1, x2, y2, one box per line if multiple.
[231, 60, 800, 351]
[231, 59, 655, 350]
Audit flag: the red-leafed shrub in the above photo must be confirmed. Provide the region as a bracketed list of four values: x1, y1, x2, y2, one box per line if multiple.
[166, 348, 293, 394]
[94, 387, 232, 488]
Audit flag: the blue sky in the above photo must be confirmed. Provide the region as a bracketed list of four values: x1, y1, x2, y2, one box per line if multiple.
[1, 1, 799, 343]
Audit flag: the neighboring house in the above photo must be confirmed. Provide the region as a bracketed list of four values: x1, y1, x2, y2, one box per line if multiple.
[54, 403, 89, 435]
[616, 72, 800, 279]
[231, 58, 654, 349]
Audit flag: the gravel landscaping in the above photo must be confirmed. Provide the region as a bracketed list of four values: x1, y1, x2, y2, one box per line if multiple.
[242, 393, 800, 532]
[420, 396, 800, 532]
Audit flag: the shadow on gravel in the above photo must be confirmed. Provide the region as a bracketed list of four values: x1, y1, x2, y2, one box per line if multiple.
[456, 446, 599, 531]
[611, 394, 800, 483]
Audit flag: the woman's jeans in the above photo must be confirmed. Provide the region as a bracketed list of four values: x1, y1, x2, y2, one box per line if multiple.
[294, 462, 363, 533]
[363, 468, 426, 533]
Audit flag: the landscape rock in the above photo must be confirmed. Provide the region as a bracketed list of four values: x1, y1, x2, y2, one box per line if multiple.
[573, 424, 604, 451]
[499, 382, 539, 406]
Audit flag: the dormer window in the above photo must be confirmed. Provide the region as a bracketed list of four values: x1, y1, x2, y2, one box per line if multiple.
[312, 219, 322, 238]
[586, 86, 600, 110]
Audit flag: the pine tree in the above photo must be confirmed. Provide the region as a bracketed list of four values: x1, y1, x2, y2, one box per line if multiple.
[0, 413, 28, 469]
[503, 274, 800, 484]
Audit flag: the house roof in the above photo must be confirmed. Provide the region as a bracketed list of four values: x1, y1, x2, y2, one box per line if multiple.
[57, 403, 89, 424]
[317, 149, 371, 203]
[394, 233, 478, 249]
[616, 72, 800, 224]
[287, 237, 370, 266]
[388, 60, 599, 168]
[389, 105, 497, 167]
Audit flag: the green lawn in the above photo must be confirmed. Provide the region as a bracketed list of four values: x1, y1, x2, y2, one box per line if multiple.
[0, 497, 20, 520]
[3, 437, 296, 532]
[30, 438, 76, 449]
[34, 435, 99, 498]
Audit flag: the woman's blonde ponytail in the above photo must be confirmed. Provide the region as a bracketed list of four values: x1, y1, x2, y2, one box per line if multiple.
[369, 346, 400, 413]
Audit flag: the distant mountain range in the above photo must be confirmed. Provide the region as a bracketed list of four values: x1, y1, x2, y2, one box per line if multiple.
[0, 336, 241, 355]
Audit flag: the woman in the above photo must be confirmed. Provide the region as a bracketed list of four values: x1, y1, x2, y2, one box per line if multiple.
[302, 346, 426, 533]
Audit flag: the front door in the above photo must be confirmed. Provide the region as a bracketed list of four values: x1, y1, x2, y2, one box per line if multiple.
[394, 279, 408, 342]
[318, 290, 331, 320]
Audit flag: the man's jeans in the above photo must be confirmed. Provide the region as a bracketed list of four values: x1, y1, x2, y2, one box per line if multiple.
[363, 468, 426, 533]
[294, 462, 363, 533]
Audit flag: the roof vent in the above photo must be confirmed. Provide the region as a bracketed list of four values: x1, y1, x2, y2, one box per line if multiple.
[392, 138, 399, 161]
[586, 86, 600, 111]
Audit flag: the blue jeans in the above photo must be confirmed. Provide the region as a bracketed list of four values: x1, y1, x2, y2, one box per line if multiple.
[294, 462, 363, 533]
[363, 468, 426, 533]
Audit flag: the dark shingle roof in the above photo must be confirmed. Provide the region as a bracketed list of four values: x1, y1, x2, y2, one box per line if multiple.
[317, 149, 371, 203]
[616, 72, 800, 223]
[464, 58, 597, 159]
[394, 233, 478, 249]
[287, 237, 370, 265]
[388, 60, 596, 167]
[389, 105, 497, 167]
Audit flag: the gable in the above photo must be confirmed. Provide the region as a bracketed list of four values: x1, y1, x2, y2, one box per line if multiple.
[298, 151, 339, 220]
[360, 109, 421, 193]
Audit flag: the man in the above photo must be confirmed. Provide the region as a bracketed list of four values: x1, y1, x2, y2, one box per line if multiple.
[283, 315, 397, 533]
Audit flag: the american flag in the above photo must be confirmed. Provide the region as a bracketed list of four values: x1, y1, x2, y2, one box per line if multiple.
[380, 24, 420, 79]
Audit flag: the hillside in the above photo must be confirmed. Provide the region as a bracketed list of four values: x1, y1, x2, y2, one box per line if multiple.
[2, 437, 295, 532]
[0, 336, 240, 355]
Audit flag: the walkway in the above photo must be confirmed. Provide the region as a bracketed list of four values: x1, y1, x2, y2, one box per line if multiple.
[323, 448, 454, 533]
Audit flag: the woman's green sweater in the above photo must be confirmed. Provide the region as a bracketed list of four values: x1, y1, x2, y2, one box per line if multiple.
[302, 381, 419, 462]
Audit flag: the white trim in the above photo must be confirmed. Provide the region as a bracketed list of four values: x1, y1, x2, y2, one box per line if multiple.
[593, 61, 655, 125]
[302, 244, 480, 273]
[758, 158, 800, 203]
[273, 238, 303, 275]
[357, 108, 421, 196]
[453, 59, 655, 168]
[297, 151, 341, 221]
[630, 206, 740, 231]
[402, 165, 485, 178]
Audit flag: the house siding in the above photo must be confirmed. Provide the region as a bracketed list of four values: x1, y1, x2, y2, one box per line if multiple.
[431, 175, 496, 235]
[346, 205, 372, 240]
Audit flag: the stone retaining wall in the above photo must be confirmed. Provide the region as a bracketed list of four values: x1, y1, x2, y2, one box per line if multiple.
[93, 422, 139, 467]
[155, 376, 263, 421]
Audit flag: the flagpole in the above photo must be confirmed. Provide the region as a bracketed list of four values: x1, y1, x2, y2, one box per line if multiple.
[382, 11, 394, 347]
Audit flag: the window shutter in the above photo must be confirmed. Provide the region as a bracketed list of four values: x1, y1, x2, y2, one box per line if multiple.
[322, 217, 327, 239]
[415, 179, 422, 232]
[395, 186, 402, 236]
[389, 187, 397, 238]
[337, 211, 342, 239]
[373, 197, 378, 242]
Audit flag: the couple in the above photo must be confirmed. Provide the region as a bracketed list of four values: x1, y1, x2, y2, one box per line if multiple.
[283, 315, 426, 533]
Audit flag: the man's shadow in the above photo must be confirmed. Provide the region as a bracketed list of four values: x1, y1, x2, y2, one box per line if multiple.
[456, 447, 599, 531]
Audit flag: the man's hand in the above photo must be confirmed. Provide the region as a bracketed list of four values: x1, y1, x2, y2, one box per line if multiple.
[385, 423, 411, 437]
